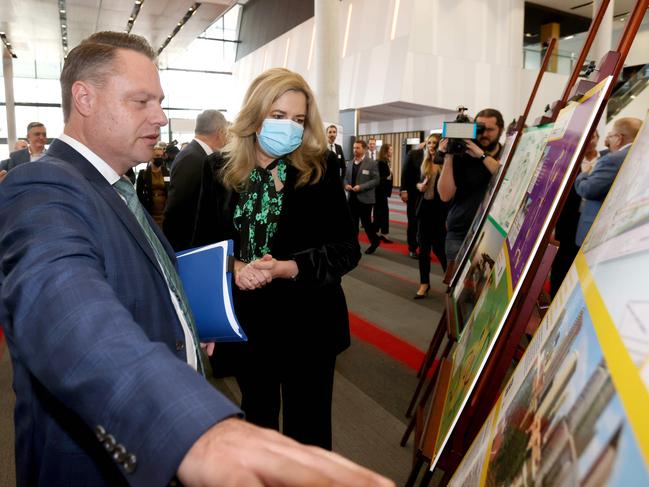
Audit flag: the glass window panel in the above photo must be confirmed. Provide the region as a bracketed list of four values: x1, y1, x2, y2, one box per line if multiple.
[0, 144, 9, 160]
[160, 70, 233, 110]
[13, 78, 62, 104]
[14, 106, 64, 139]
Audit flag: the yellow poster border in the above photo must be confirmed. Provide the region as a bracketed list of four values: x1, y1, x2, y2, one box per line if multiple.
[575, 250, 649, 468]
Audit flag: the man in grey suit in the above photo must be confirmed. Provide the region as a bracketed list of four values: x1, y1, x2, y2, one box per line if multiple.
[163, 110, 228, 251]
[575, 117, 642, 246]
[345, 139, 381, 254]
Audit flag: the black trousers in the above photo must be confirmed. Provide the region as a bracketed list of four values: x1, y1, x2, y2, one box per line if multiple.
[373, 194, 390, 235]
[406, 193, 420, 252]
[236, 354, 336, 450]
[417, 211, 447, 283]
[349, 195, 379, 246]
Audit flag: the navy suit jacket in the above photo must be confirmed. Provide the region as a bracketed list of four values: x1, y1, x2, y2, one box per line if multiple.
[0, 148, 30, 171]
[574, 145, 630, 246]
[163, 140, 209, 251]
[0, 139, 240, 486]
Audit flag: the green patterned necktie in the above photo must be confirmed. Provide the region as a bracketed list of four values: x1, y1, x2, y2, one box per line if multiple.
[113, 176, 204, 375]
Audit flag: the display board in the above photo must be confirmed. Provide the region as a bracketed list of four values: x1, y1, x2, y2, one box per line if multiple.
[430, 77, 613, 470]
[451, 124, 553, 335]
[448, 112, 649, 485]
[449, 131, 518, 288]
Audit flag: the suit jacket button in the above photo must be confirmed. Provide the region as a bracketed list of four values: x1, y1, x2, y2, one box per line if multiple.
[102, 434, 116, 452]
[95, 425, 106, 441]
[175, 340, 185, 351]
[123, 453, 137, 474]
[113, 444, 127, 462]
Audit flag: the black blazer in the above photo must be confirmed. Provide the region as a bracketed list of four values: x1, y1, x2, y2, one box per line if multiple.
[329, 143, 346, 177]
[193, 150, 360, 357]
[163, 140, 209, 251]
[136, 164, 170, 213]
[0, 148, 31, 172]
[376, 159, 393, 199]
[401, 148, 423, 194]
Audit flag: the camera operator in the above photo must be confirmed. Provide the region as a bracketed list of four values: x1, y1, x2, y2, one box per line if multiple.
[437, 108, 504, 264]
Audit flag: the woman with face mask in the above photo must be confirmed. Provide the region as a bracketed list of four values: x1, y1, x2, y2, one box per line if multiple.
[192, 68, 360, 449]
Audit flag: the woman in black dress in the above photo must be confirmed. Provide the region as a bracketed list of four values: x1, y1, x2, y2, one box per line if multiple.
[193, 68, 360, 449]
[374, 143, 394, 243]
[414, 134, 448, 298]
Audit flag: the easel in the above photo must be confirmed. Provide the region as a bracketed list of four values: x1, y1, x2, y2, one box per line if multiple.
[401, 37, 558, 444]
[410, 0, 648, 484]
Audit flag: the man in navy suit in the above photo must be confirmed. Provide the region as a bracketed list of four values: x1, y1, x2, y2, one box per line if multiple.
[163, 110, 228, 251]
[575, 117, 642, 246]
[0, 31, 391, 487]
[0, 122, 47, 172]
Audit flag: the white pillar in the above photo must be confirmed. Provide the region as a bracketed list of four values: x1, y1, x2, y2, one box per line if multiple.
[3, 49, 17, 150]
[314, 0, 341, 124]
[591, 0, 614, 143]
[591, 0, 614, 63]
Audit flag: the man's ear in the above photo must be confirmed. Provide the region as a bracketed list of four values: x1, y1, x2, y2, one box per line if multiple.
[70, 81, 96, 118]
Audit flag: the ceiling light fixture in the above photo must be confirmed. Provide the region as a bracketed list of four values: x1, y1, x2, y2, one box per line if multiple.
[157, 2, 201, 55]
[124, 0, 145, 34]
[59, 0, 69, 57]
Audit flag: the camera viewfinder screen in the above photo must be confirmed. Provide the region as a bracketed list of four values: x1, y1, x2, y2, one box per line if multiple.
[442, 122, 477, 139]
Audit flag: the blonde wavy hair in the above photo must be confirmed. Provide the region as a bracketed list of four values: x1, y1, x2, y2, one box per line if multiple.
[420, 133, 442, 180]
[221, 68, 328, 190]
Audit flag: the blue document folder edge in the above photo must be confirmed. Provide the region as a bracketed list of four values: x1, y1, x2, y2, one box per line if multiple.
[176, 240, 247, 342]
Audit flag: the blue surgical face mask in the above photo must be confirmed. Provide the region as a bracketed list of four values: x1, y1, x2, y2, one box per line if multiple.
[257, 118, 304, 158]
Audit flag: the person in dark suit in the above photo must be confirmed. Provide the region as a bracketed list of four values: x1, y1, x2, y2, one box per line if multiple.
[0, 122, 48, 172]
[344, 139, 381, 254]
[326, 124, 346, 178]
[0, 32, 390, 487]
[400, 143, 424, 258]
[575, 117, 641, 246]
[374, 142, 394, 243]
[163, 110, 228, 251]
[192, 68, 362, 451]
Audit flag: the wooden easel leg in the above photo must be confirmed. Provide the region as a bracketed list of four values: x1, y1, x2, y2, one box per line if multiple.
[407, 315, 445, 417]
[405, 454, 425, 487]
[418, 468, 434, 487]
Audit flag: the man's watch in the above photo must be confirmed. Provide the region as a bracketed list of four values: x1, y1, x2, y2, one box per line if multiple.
[480, 153, 488, 161]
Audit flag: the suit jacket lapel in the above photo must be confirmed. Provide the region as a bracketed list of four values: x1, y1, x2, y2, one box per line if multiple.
[47, 139, 168, 279]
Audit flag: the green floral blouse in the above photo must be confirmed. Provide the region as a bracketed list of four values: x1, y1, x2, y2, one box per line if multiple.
[234, 159, 287, 262]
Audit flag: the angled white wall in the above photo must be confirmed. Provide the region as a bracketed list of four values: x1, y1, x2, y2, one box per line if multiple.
[230, 0, 574, 133]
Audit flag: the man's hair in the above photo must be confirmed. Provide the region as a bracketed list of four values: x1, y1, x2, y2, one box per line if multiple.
[614, 117, 642, 142]
[60, 31, 156, 122]
[26, 122, 45, 133]
[368, 136, 376, 142]
[475, 108, 505, 130]
[326, 124, 337, 132]
[354, 139, 367, 150]
[195, 110, 228, 136]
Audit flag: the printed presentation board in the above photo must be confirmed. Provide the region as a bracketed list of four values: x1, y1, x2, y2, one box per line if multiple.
[448, 112, 649, 485]
[429, 77, 613, 471]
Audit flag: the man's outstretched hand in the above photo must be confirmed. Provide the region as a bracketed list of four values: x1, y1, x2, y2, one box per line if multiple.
[178, 418, 395, 487]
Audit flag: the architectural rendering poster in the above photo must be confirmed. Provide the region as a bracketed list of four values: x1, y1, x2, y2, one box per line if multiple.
[506, 77, 611, 287]
[451, 125, 553, 333]
[430, 77, 613, 470]
[450, 132, 517, 289]
[446, 113, 649, 485]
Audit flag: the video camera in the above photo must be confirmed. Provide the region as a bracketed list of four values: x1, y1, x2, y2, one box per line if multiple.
[442, 106, 486, 155]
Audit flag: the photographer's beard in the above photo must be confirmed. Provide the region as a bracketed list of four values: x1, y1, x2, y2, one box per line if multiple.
[478, 133, 500, 153]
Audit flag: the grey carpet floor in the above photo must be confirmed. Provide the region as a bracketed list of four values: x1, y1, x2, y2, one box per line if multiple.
[0, 195, 445, 486]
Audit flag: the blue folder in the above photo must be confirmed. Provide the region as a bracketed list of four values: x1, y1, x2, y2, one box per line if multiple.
[176, 240, 247, 342]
